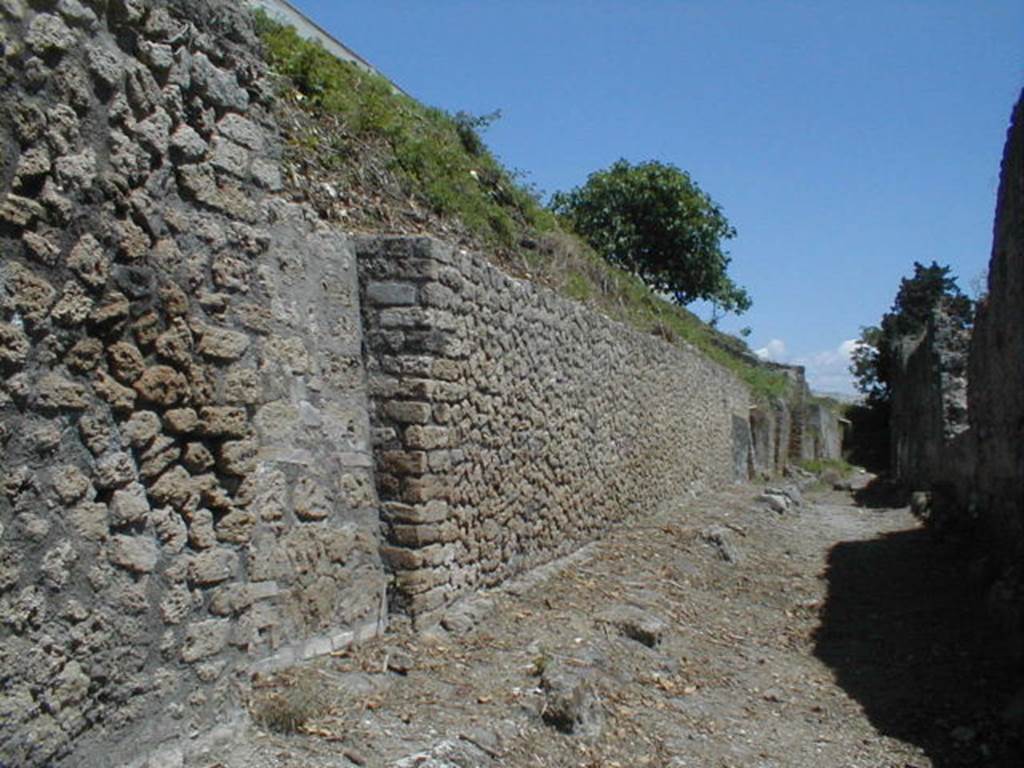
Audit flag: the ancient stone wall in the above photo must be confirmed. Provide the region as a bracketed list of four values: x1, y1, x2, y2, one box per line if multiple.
[967, 90, 1024, 662]
[889, 301, 971, 493]
[0, 2, 831, 764]
[886, 91, 1024, 668]
[356, 237, 751, 621]
[0, 3, 385, 766]
[746, 363, 841, 479]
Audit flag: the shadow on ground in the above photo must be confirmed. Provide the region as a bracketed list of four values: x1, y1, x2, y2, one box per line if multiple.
[814, 523, 1022, 767]
[851, 475, 907, 509]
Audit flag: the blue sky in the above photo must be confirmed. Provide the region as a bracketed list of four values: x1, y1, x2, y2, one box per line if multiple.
[288, 1, 1023, 393]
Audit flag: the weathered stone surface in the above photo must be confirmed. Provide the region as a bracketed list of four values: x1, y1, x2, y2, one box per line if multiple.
[108, 341, 146, 384]
[189, 549, 238, 586]
[14, 146, 52, 186]
[94, 451, 136, 490]
[176, 163, 258, 221]
[94, 370, 137, 412]
[215, 508, 256, 544]
[191, 52, 249, 111]
[0, 322, 29, 368]
[35, 373, 88, 411]
[51, 464, 91, 504]
[0, 5, 390, 764]
[48, 281, 92, 327]
[218, 438, 257, 476]
[148, 465, 195, 510]
[133, 366, 189, 406]
[700, 524, 742, 563]
[58, 0, 98, 27]
[123, 411, 161, 448]
[366, 281, 417, 306]
[155, 319, 194, 365]
[3, 262, 56, 322]
[69, 501, 108, 542]
[199, 406, 248, 438]
[86, 43, 124, 89]
[109, 483, 150, 526]
[163, 407, 199, 434]
[182, 442, 215, 473]
[187, 508, 217, 550]
[169, 123, 208, 163]
[196, 325, 250, 361]
[181, 619, 231, 663]
[26, 13, 76, 55]
[108, 534, 158, 573]
[540, 663, 602, 737]
[0, 194, 45, 227]
[359, 237, 751, 617]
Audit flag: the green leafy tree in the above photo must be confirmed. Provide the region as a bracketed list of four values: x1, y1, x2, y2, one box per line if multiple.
[550, 159, 751, 314]
[851, 261, 973, 403]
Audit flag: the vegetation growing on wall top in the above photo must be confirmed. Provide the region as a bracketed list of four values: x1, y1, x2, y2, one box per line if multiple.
[255, 11, 555, 247]
[253, 13, 790, 400]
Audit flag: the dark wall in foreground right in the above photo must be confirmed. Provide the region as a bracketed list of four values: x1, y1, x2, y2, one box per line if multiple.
[967, 90, 1024, 662]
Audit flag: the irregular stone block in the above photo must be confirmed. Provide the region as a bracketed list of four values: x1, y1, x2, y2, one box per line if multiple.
[139, 437, 181, 481]
[196, 325, 250, 361]
[199, 406, 248, 438]
[164, 408, 199, 434]
[0, 194, 45, 227]
[123, 411, 161, 448]
[133, 366, 189, 407]
[541, 663, 602, 737]
[218, 439, 257, 476]
[107, 341, 145, 384]
[109, 483, 150, 526]
[148, 465, 194, 509]
[94, 451, 136, 490]
[0, 322, 29, 368]
[70, 502, 108, 541]
[3, 262, 55, 321]
[404, 425, 451, 450]
[215, 508, 256, 545]
[183, 442, 214, 473]
[366, 281, 417, 306]
[51, 464, 91, 504]
[26, 13, 76, 54]
[35, 373, 88, 411]
[93, 370, 136, 412]
[189, 549, 238, 586]
[385, 401, 433, 425]
[181, 618, 231, 663]
[190, 52, 249, 111]
[108, 534, 158, 573]
[216, 113, 263, 150]
[86, 43, 123, 89]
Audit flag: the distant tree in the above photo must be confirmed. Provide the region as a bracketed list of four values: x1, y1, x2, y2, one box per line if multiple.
[550, 159, 751, 314]
[851, 261, 973, 404]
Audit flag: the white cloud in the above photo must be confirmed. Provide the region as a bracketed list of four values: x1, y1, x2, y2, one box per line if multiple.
[754, 338, 787, 361]
[793, 339, 860, 394]
[752, 337, 860, 393]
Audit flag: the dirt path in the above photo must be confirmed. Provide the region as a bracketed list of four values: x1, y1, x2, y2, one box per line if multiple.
[191, 478, 1021, 768]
